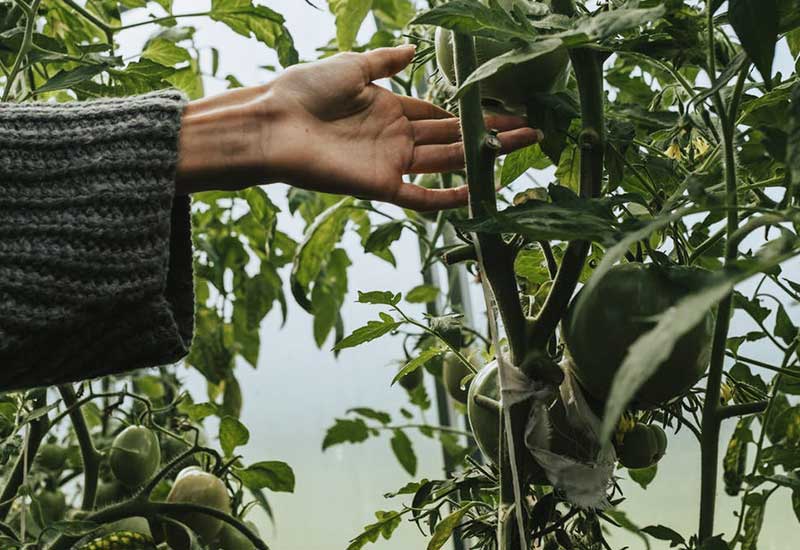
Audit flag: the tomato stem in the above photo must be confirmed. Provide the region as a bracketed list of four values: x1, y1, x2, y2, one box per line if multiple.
[58, 385, 102, 511]
[452, 30, 529, 550]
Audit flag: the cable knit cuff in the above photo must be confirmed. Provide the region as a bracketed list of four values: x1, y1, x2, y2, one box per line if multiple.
[0, 90, 194, 391]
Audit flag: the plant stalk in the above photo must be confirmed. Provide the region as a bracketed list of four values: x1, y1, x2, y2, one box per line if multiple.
[530, 47, 605, 349]
[452, 31, 529, 550]
[58, 385, 102, 511]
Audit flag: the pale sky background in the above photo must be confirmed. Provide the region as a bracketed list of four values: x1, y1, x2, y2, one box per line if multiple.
[113, 2, 800, 549]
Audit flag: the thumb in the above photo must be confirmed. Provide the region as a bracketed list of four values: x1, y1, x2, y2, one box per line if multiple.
[362, 45, 416, 82]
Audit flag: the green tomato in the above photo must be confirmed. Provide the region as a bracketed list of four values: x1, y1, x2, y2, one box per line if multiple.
[96, 480, 127, 508]
[443, 352, 472, 404]
[164, 467, 232, 549]
[650, 424, 668, 462]
[110, 426, 161, 488]
[215, 522, 259, 550]
[435, 22, 570, 115]
[466, 361, 550, 483]
[36, 443, 68, 471]
[564, 263, 714, 407]
[617, 423, 659, 470]
[36, 490, 66, 524]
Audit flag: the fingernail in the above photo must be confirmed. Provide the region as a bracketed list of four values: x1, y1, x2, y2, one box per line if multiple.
[400, 44, 417, 52]
[533, 129, 544, 141]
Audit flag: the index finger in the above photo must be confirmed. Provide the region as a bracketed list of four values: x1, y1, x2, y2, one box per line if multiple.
[362, 45, 417, 82]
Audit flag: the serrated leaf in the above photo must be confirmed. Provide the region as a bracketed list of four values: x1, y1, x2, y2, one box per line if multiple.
[141, 38, 191, 66]
[323, 417, 371, 450]
[36, 64, 108, 94]
[329, 0, 372, 51]
[219, 415, 250, 456]
[428, 504, 475, 550]
[349, 407, 392, 424]
[357, 290, 401, 306]
[334, 318, 401, 350]
[347, 510, 403, 550]
[291, 198, 353, 311]
[389, 430, 417, 476]
[210, 0, 298, 66]
[236, 461, 295, 493]
[405, 284, 440, 304]
[501, 144, 551, 187]
[392, 347, 442, 386]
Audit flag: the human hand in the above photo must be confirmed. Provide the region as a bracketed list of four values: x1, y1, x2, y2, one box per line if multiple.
[177, 46, 542, 211]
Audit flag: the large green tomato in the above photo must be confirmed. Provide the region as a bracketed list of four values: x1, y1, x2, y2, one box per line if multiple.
[443, 352, 472, 404]
[564, 263, 714, 407]
[466, 361, 550, 483]
[165, 467, 232, 549]
[435, 3, 570, 115]
[110, 426, 161, 488]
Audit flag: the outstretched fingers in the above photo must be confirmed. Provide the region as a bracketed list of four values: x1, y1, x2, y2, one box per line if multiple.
[391, 183, 470, 211]
[361, 45, 418, 82]
[411, 113, 535, 146]
[408, 127, 543, 174]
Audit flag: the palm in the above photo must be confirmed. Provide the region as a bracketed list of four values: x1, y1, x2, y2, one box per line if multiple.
[267, 47, 540, 210]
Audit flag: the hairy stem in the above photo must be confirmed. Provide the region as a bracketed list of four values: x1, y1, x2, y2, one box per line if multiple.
[697, 42, 750, 544]
[530, 47, 605, 349]
[452, 30, 528, 550]
[0, 390, 49, 520]
[58, 385, 102, 511]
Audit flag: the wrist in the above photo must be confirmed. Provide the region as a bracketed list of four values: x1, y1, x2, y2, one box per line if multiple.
[175, 92, 269, 195]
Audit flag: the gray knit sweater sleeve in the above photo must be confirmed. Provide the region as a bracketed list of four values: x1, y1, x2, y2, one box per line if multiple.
[0, 90, 195, 391]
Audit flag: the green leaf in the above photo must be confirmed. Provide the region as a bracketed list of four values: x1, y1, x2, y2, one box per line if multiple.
[184, 402, 218, 422]
[775, 304, 799, 344]
[357, 290, 401, 306]
[347, 510, 403, 550]
[165, 66, 204, 99]
[364, 221, 404, 255]
[219, 415, 250, 456]
[554, 144, 580, 192]
[603, 510, 650, 550]
[141, 38, 191, 66]
[329, 0, 373, 51]
[456, 192, 624, 245]
[236, 461, 295, 493]
[412, 0, 537, 42]
[389, 430, 417, 476]
[291, 198, 353, 312]
[628, 464, 657, 490]
[334, 318, 401, 350]
[641, 525, 685, 546]
[723, 418, 752, 495]
[741, 492, 767, 550]
[323, 418, 371, 450]
[392, 347, 443, 386]
[699, 535, 730, 550]
[500, 144, 551, 186]
[405, 284, 440, 304]
[427, 504, 475, 550]
[348, 408, 392, 424]
[210, 0, 298, 66]
[728, 0, 778, 87]
[36, 64, 107, 94]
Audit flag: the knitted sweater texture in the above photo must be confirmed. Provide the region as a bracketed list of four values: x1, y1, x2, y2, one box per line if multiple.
[0, 90, 194, 391]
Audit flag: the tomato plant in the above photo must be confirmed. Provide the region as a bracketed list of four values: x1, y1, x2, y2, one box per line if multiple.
[2, 1, 800, 550]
